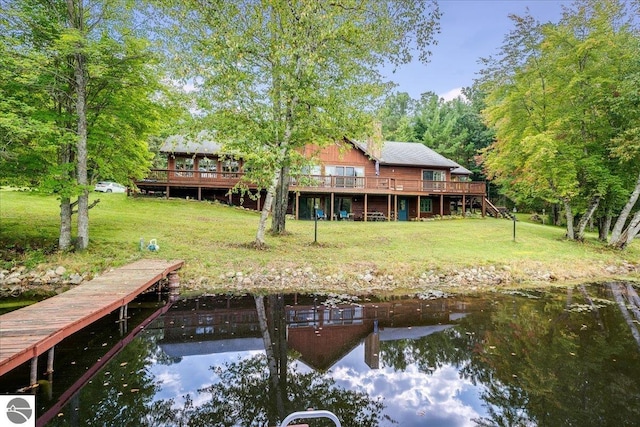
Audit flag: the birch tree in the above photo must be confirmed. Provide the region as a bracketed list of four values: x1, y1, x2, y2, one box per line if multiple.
[480, 0, 640, 243]
[1, 0, 167, 250]
[157, 0, 440, 247]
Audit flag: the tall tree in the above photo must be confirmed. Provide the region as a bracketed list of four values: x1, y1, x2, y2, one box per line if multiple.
[479, 0, 640, 243]
[1, 0, 169, 250]
[378, 91, 417, 141]
[157, 0, 441, 247]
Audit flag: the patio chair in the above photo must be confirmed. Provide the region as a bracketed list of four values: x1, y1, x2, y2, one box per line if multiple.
[339, 210, 348, 220]
[316, 209, 326, 220]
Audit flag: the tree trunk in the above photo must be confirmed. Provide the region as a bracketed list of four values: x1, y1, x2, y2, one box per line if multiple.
[575, 195, 600, 241]
[552, 203, 561, 226]
[69, 0, 90, 250]
[269, 294, 287, 419]
[563, 198, 575, 240]
[610, 171, 640, 245]
[255, 172, 278, 247]
[74, 50, 89, 250]
[271, 165, 290, 234]
[59, 197, 73, 250]
[598, 212, 612, 241]
[254, 295, 285, 424]
[612, 210, 640, 250]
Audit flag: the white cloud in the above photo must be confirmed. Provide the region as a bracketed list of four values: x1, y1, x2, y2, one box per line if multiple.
[439, 87, 467, 102]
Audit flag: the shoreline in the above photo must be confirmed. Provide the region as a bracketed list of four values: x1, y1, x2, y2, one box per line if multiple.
[2, 261, 639, 299]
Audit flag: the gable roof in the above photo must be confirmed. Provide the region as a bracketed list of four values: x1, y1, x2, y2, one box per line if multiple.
[160, 134, 222, 155]
[162, 134, 464, 171]
[353, 140, 460, 169]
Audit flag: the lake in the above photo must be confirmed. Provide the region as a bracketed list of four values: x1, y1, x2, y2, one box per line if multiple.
[1, 282, 639, 426]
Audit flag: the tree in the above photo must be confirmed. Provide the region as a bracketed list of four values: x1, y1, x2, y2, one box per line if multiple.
[1, 0, 169, 250]
[376, 89, 493, 179]
[156, 0, 441, 247]
[479, 0, 640, 243]
[378, 91, 417, 141]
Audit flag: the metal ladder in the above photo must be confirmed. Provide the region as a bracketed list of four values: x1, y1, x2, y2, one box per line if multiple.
[279, 410, 342, 427]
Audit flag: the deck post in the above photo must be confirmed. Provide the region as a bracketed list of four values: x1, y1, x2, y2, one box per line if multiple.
[46, 346, 55, 374]
[440, 194, 444, 216]
[331, 193, 335, 221]
[168, 271, 181, 302]
[364, 194, 368, 221]
[462, 195, 466, 216]
[30, 355, 38, 388]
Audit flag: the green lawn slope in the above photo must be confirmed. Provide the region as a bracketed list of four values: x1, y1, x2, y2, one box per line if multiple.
[1, 189, 638, 295]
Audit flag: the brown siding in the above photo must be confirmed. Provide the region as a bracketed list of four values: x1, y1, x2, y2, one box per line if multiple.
[303, 141, 376, 175]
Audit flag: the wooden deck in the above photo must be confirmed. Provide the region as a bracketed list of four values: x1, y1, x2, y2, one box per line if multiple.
[0, 259, 184, 377]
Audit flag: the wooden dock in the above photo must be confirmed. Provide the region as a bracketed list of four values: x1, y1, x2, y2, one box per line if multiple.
[0, 259, 184, 379]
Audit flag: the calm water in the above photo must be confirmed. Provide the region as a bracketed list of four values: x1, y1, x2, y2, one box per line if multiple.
[2, 283, 640, 426]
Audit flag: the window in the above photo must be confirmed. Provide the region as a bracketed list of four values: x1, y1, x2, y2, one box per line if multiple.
[301, 165, 321, 176]
[222, 160, 239, 177]
[422, 169, 446, 191]
[422, 170, 445, 181]
[175, 157, 194, 177]
[420, 198, 432, 213]
[325, 165, 365, 188]
[199, 158, 217, 178]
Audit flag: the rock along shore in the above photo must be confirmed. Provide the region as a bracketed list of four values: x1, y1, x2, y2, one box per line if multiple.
[1, 262, 639, 298]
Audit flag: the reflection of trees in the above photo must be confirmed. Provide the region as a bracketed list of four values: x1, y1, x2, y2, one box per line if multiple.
[46, 331, 176, 427]
[475, 291, 640, 427]
[181, 354, 389, 427]
[379, 288, 640, 427]
[177, 294, 391, 427]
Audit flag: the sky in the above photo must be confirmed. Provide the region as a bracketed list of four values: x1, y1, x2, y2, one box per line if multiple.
[386, 0, 573, 101]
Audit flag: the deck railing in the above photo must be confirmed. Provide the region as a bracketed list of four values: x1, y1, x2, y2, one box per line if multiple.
[137, 170, 486, 195]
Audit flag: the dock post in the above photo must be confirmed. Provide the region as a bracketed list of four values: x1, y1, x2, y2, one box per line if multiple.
[124, 304, 129, 333]
[30, 355, 38, 388]
[46, 347, 55, 374]
[168, 271, 180, 302]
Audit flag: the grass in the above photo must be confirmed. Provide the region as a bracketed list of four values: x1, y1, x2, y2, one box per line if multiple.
[1, 188, 639, 295]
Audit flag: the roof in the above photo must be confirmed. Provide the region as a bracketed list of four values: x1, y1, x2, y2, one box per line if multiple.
[451, 165, 472, 175]
[162, 134, 464, 171]
[353, 140, 460, 169]
[160, 134, 222, 155]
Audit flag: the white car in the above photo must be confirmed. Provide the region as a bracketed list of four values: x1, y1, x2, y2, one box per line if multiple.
[94, 181, 127, 193]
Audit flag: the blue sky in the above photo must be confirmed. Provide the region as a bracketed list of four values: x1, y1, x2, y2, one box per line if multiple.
[386, 0, 572, 100]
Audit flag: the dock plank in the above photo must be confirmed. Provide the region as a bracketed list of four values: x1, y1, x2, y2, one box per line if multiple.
[0, 259, 183, 377]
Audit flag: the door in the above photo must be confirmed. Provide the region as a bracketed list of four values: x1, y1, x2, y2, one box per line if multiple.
[398, 198, 409, 221]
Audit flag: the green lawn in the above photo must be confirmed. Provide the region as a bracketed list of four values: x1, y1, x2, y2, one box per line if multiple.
[1, 189, 638, 294]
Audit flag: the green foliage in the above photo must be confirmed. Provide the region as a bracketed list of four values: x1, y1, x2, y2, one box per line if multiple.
[479, 0, 640, 238]
[1, 0, 175, 188]
[376, 90, 494, 178]
[1, 190, 638, 292]
[152, 0, 441, 242]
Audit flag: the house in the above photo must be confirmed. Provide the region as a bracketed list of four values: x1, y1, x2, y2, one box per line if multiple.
[134, 136, 488, 220]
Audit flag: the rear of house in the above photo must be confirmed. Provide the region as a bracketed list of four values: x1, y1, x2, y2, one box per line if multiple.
[135, 136, 487, 221]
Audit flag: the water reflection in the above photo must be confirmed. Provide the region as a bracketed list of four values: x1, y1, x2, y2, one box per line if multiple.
[12, 283, 639, 426]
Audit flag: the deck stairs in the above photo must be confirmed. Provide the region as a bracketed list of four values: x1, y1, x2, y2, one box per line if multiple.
[485, 198, 515, 220]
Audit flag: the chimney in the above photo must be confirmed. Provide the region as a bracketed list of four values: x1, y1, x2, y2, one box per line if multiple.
[366, 121, 383, 160]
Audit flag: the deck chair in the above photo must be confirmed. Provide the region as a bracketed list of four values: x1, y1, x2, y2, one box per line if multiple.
[316, 209, 326, 220]
[339, 210, 348, 220]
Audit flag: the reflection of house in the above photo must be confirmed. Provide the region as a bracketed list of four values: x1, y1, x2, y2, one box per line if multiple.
[135, 136, 488, 220]
[153, 295, 474, 372]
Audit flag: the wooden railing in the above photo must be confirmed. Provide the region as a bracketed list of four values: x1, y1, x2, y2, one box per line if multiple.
[137, 170, 486, 195]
